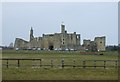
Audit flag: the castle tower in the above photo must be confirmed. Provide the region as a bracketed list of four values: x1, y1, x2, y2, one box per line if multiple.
[30, 27, 34, 41]
[61, 22, 65, 33]
[94, 36, 106, 51]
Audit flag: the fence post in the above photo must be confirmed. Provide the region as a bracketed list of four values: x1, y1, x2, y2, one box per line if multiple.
[62, 59, 64, 68]
[6, 59, 8, 68]
[104, 61, 106, 69]
[94, 60, 96, 69]
[73, 59, 75, 68]
[115, 60, 117, 69]
[32, 59, 35, 67]
[40, 59, 42, 67]
[51, 59, 53, 68]
[83, 61, 86, 69]
[18, 59, 20, 67]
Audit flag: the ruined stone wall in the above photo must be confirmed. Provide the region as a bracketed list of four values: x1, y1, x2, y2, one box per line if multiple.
[72, 32, 77, 46]
[14, 38, 29, 49]
[66, 34, 73, 48]
[29, 38, 37, 48]
[37, 37, 42, 48]
[60, 33, 67, 49]
[66, 33, 75, 49]
[60, 32, 80, 49]
[42, 34, 55, 49]
[83, 39, 91, 46]
[94, 36, 106, 51]
[76, 34, 80, 45]
[54, 33, 61, 49]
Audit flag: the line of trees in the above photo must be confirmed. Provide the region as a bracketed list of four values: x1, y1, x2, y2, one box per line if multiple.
[106, 45, 119, 51]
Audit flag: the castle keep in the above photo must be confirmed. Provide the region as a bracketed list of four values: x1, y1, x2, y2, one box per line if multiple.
[14, 23, 106, 51]
[14, 23, 81, 50]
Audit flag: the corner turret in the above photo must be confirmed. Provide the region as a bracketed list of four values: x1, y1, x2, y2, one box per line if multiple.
[30, 27, 34, 41]
[61, 22, 65, 33]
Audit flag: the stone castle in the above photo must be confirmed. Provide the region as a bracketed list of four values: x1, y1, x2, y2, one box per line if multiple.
[14, 23, 106, 51]
[14, 23, 81, 50]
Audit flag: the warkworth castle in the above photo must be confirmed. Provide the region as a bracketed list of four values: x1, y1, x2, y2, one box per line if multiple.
[14, 23, 106, 51]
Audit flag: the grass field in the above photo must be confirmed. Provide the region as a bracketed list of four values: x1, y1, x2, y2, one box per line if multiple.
[3, 68, 118, 80]
[2, 50, 118, 80]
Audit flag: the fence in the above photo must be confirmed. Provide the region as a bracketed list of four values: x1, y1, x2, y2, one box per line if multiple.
[1, 58, 119, 69]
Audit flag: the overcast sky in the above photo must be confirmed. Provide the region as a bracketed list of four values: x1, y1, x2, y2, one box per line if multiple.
[2, 2, 118, 46]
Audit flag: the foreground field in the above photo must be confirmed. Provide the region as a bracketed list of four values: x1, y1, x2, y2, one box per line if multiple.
[2, 50, 118, 80]
[3, 68, 118, 80]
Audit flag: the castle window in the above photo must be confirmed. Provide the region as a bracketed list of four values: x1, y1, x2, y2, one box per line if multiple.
[100, 42, 102, 43]
[63, 42, 64, 44]
[63, 39, 64, 41]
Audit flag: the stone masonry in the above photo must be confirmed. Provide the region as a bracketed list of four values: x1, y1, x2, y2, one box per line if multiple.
[14, 23, 81, 50]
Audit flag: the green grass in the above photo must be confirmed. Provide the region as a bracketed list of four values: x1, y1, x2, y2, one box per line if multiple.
[2, 68, 118, 80]
[2, 50, 118, 80]
[2, 50, 118, 60]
